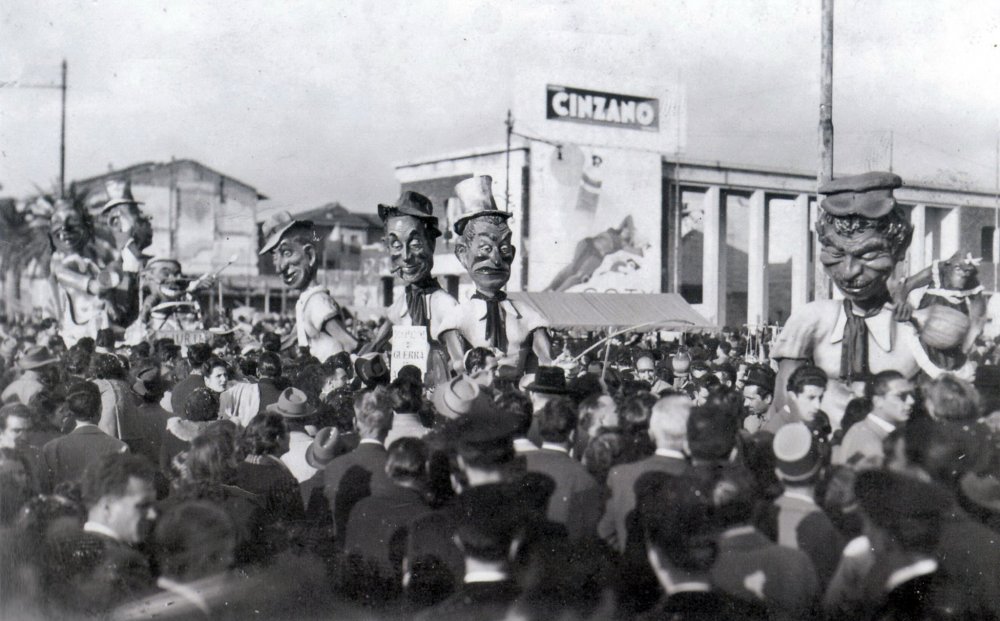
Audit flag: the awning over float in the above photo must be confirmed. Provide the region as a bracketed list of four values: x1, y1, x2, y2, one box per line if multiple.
[506, 292, 716, 332]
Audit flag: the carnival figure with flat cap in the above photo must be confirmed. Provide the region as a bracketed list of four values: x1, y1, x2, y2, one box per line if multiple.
[770, 172, 947, 425]
[435, 175, 552, 371]
[367, 191, 461, 382]
[46, 197, 114, 346]
[260, 212, 358, 360]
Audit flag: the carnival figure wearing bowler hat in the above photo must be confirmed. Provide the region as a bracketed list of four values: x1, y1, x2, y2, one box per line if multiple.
[367, 191, 462, 383]
[260, 212, 358, 361]
[435, 175, 552, 372]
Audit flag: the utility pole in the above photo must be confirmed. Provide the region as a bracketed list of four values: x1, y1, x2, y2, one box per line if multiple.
[815, 0, 834, 301]
[59, 59, 67, 198]
[504, 109, 513, 211]
[819, 0, 834, 185]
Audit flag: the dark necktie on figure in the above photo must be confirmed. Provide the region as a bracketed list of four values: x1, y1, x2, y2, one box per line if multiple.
[405, 279, 441, 327]
[472, 291, 508, 352]
[840, 298, 884, 381]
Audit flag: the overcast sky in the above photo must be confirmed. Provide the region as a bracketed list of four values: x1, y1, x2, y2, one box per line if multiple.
[2, 0, 999, 220]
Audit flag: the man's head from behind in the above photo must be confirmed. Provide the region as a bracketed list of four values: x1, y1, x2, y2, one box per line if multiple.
[81, 453, 157, 544]
[648, 395, 691, 452]
[537, 397, 578, 446]
[354, 386, 393, 440]
[65, 381, 103, 425]
[787, 365, 828, 423]
[154, 501, 236, 582]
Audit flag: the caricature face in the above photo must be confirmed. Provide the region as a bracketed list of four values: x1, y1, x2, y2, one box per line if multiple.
[272, 234, 317, 291]
[50, 205, 90, 254]
[104, 203, 153, 250]
[385, 215, 435, 285]
[456, 217, 514, 296]
[147, 261, 184, 298]
[819, 226, 896, 303]
[943, 262, 976, 290]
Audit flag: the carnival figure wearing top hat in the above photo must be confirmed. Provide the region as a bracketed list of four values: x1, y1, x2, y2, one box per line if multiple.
[770, 172, 947, 424]
[435, 175, 552, 371]
[260, 212, 358, 361]
[366, 191, 461, 381]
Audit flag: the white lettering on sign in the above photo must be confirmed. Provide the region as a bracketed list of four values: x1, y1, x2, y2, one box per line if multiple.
[390, 326, 429, 380]
[546, 84, 659, 132]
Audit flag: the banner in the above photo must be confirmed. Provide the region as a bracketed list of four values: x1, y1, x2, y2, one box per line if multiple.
[546, 84, 659, 132]
[390, 326, 429, 380]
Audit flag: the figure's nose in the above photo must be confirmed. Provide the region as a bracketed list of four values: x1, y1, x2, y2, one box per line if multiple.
[841, 257, 863, 280]
[488, 246, 501, 264]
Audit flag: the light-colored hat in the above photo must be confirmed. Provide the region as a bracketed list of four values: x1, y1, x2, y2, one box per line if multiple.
[266, 387, 315, 418]
[432, 375, 484, 420]
[452, 175, 511, 234]
[101, 178, 144, 214]
[18, 346, 59, 370]
[259, 211, 311, 255]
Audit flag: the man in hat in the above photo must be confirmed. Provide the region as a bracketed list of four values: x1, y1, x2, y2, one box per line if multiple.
[374, 191, 462, 382]
[771, 422, 843, 587]
[770, 172, 934, 425]
[1, 345, 58, 405]
[260, 212, 358, 361]
[123, 366, 172, 465]
[267, 387, 319, 483]
[436, 175, 552, 372]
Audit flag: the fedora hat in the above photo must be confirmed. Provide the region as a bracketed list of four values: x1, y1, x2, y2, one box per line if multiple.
[306, 426, 341, 469]
[377, 191, 441, 234]
[452, 175, 511, 234]
[432, 375, 484, 420]
[354, 353, 389, 387]
[526, 366, 567, 394]
[259, 211, 312, 255]
[18, 345, 58, 370]
[266, 387, 315, 418]
[101, 178, 144, 214]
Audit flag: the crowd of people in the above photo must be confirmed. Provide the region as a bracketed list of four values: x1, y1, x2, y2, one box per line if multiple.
[2, 316, 1000, 620]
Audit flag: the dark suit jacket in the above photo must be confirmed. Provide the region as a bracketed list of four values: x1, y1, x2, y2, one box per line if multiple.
[42, 425, 127, 486]
[598, 452, 689, 551]
[256, 377, 282, 414]
[48, 529, 153, 615]
[414, 579, 519, 621]
[169, 373, 204, 416]
[523, 447, 603, 540]
[323, 441, 389, 544]
[641, 590, 770, 621]
[344, 483, 432, 590]
[711, 526, 820, 620]
[123, 402, 171, 466]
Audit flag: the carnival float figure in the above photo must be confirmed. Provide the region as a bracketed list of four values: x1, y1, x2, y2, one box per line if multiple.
[47, 198, 114, 346]
[126, 256, 223, 338]
[259, 212, 358, 361]
[770, 172, 957, 425]
[436, 175, 552, 372]
[366, 191, 461, 383]
[93, 179, 151, 331]
[893, 252, 985, 371]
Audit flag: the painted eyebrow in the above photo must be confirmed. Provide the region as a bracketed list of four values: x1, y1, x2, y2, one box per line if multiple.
[827, 239, 890, 254]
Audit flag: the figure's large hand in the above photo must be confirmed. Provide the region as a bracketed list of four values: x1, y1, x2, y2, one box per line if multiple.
[954, 360, 977, 383]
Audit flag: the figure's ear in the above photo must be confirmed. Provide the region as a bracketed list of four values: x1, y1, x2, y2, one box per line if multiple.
[303, 243, 318, 269]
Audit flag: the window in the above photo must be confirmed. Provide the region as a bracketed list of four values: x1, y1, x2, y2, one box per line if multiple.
[982, 226, 995, 262]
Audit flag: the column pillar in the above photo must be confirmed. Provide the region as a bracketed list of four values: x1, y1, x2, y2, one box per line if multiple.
[909, 204, 927, 274]
[747, 190, 769, 326]
[790, 193, 811, 312]
[940, 205, 960, 259]
[702, 186, 726, 326]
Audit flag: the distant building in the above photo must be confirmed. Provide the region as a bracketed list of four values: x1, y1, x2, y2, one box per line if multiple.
[73, 159, 267, 277]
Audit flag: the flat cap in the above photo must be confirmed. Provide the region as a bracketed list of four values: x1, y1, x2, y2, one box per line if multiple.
[819, 171, 903, 219]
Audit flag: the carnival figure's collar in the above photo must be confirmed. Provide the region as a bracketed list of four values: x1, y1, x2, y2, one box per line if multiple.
[830, 300, 893, 352]
[924, 286, 984, 304]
